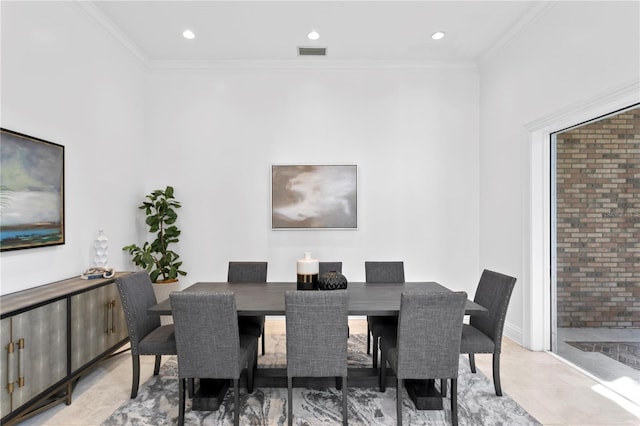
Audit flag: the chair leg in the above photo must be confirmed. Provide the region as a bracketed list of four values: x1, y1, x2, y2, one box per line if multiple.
[372, 336, 379, 369]
[367, 324, 371, 354]
[248, 348, 256, 393]
[440, 379, 447, 397]
[342, 375, 348, 426]
[451, 378, 458, 426]
[254, 346, 259, 370]
[178, 378, 186, 426]
[233, 378, 240, 426]
[379, 352, 386, 392]
[188, 379, 194, 399]
[397, 378, 403, 426]
[468, 353, 476, 373]
[131, 354, 140, 399]
[153, 355, 162, 375]
[261, 330, 266, 355]
[336, 376, 342, 390]
[288, 376, 293, 426]
[493, 352, 502, 396]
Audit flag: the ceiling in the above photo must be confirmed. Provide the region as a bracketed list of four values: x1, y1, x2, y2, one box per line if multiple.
[87, 1, 545, 66]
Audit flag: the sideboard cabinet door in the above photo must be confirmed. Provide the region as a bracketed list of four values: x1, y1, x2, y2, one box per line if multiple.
[0, 300, 67, 418]
[105, 282, 128, 345]
[1, 317, 11, 417]
[70, 283, 127, 372]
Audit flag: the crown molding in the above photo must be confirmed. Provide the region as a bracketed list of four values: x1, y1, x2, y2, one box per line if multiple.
[524, 80, 640, 132]
[73, 1, 150, 69]
[147, 59, 478, 71]
[478, 1, 555, 65]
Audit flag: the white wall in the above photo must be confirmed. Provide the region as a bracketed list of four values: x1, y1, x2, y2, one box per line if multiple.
[4, 2, 638, 348]
[1, 2, 482, 298]
[1, 2, 147, 294]
[479, 1, 640, 348]
[146, 67, 481, 291]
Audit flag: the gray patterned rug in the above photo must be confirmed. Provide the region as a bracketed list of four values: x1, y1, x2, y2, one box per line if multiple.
[102, 335, 540, 425]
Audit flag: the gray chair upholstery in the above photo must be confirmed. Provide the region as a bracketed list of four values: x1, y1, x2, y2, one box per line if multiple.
[228, 261, 267, 355]
[379, 291, 467, 426]
[460, 269, 517, 396]
[365, 261, 404, 368]
[115, 271, 177, 398]
[171, 291, 257, 426]
[319, 261, 342, 275]
[285, 290, 349, 426]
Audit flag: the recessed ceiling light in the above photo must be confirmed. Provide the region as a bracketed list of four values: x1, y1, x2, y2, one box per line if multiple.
[182, 29, 195, 40]
[431, 31, 445, 40]
[307, 30, 320, 41]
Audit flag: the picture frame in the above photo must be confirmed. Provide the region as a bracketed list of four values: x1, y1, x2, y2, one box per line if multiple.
[1, 128, 65, 251]
[271, 164, 357, 229]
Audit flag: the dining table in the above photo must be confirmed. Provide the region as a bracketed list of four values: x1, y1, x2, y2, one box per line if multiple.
[148, 281, 488, 411]
[149, 281, 487, 316]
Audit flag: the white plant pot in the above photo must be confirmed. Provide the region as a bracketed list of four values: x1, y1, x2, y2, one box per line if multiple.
[152, 280, 181, 325]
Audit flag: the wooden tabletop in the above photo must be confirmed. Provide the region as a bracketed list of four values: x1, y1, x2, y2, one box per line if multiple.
[1, 272, 131, 318]
[148, 281, 487, 316]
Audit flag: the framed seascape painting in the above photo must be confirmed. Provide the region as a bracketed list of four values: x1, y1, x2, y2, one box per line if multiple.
[272, 164, 357, 229]
[0, 129, 65, 251]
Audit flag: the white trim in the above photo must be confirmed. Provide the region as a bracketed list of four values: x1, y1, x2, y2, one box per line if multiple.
[148, 59, 478, 71]
[525, 81, 640, 132]
[478, 1, 555, 64]
[523, 80, 640, 351]
[73, 1, 149, 69]
[503, 321, 523, 345]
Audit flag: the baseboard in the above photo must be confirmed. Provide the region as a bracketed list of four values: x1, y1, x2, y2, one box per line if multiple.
[503, 321, 524, 346]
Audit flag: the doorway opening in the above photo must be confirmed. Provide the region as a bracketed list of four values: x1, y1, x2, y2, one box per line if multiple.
[551, 104, 640, 405]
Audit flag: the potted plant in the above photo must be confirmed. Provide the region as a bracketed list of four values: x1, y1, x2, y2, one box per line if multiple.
[123, 186, 187, 284]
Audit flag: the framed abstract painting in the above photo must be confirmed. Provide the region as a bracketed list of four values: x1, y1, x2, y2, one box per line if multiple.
[271, 164, 357, 229]
[1, 128, 65, 251]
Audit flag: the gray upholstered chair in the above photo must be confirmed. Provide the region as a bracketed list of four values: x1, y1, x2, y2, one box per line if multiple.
[285, 290, 349, 426]
[460, 269, 517, 396]
[170, 291, 257, 426]
[115, 271, 177, 399]
[319, 261, 342, 275]
[379, 291, 467, 426]
[228, 261, 267, 355]
[365, 261, 404, 368]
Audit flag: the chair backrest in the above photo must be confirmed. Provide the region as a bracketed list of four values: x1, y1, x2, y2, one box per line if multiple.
[395, 291, 467, 380]
[170, 291, 243, 380]
[319, 261, 342, 275]
[285, 290, 348, 378]
[469, 270, 517, 351]
[365, 261, 405, 283]
[115, 271, 161, 355]
[227, 261, 268, 283]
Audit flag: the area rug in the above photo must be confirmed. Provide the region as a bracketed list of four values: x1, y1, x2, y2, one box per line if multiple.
[102, 335, 540, 425]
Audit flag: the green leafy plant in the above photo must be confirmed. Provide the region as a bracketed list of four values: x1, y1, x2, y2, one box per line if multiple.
[123, 186, 187, 283]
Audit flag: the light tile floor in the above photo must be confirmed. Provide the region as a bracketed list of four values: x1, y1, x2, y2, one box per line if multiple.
[555, 327, 640, 407]
[14, 320, 640, 426]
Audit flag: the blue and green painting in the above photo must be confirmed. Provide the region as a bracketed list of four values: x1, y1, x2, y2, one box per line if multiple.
[1, 130, 64, 251]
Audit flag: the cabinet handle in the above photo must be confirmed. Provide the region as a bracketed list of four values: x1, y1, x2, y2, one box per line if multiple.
[6, 341, 15, 394]
[104, 301, 110, 335]
[17, 338, 25, 387]
[110, 300, 116, 334]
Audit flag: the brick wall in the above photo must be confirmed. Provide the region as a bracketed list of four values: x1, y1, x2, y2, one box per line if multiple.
[556, 107, 640, 328]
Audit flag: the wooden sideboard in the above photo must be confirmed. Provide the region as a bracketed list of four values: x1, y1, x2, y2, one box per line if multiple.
[0, 272, 131, 425]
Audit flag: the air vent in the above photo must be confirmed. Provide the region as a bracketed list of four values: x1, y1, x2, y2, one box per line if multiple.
[298, 47, 327, 56]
